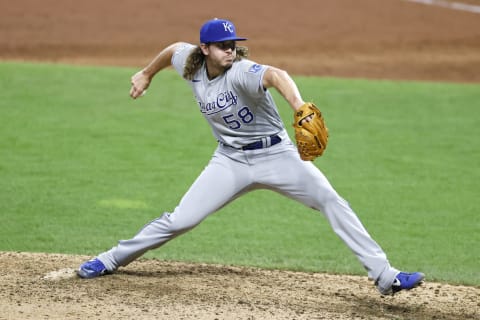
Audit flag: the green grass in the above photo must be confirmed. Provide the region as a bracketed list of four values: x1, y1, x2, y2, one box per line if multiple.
[0, 62, 479, 286]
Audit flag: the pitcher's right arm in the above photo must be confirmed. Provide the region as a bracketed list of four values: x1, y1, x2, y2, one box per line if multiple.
[130, 42, 185, 99]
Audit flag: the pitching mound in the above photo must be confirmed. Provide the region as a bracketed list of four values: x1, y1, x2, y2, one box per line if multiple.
[1, 252, 478, 319]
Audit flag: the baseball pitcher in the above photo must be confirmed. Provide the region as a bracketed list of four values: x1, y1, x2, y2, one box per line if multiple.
[77, 18, 424, 295]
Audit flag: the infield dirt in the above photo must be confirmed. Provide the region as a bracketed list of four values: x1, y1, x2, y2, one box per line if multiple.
[1, 252, 479, 320]
[1, 0, 479, 319]
[2, 0, 480, 82]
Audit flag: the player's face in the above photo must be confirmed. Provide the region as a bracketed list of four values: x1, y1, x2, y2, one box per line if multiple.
[204, 41, 237, 68]
[211, 41, 236, 52]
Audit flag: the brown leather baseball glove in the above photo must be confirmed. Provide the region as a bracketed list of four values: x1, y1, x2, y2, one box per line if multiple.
[293, 102, 329, 161]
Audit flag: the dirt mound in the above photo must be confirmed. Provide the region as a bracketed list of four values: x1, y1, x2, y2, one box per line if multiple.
[0, 252, 478, 320]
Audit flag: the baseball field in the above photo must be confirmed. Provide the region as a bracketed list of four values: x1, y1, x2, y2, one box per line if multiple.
[1, 0, 479, 319]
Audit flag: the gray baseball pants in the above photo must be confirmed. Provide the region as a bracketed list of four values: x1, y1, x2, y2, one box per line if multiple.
[98, 135, 398, 293]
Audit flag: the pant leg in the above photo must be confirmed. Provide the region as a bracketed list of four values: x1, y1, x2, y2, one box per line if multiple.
[98, 152, 253, 271]
[254, 148, 398, 291]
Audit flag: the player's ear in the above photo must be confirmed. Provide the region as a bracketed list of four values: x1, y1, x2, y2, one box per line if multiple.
[200, 43, 210, 56]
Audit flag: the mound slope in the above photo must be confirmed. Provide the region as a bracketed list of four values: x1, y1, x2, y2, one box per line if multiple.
[1, 252, 478, 320]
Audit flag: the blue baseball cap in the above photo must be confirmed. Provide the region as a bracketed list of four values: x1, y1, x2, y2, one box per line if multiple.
[200, 18, 247, 43]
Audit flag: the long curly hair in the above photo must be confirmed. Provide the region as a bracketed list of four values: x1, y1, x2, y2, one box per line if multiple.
[183, 45, 249, 80]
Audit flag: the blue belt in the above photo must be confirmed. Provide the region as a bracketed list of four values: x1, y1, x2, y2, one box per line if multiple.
[242, 135, 282, 150]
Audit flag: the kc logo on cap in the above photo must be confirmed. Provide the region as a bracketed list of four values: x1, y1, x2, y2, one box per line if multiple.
[222, 22, 234, 33]
[200, 18, 247, 43]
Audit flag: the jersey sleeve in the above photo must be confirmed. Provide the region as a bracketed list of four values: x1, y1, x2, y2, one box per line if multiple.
[171, 43, 196, 77]
[231, 60, 269, 99]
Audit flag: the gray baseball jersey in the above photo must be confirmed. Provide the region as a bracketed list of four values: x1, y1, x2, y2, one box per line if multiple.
[97, 43, 400, 294]
[172, 42, 285, 148]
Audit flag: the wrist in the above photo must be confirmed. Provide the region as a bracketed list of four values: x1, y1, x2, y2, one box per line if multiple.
[141, 68, 155, 81]
[292, 100, 306, 111]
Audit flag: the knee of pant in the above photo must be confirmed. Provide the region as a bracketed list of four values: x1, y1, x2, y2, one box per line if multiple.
[325, 189, 342, 204]
[315, 188, 344, 212]
[169, 221, 196, 234]
[163, 213, 198, 234]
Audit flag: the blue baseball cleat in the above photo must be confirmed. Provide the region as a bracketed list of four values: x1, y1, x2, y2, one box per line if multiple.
[77, 258, 108, 279]
[391, 272, 425, 294]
